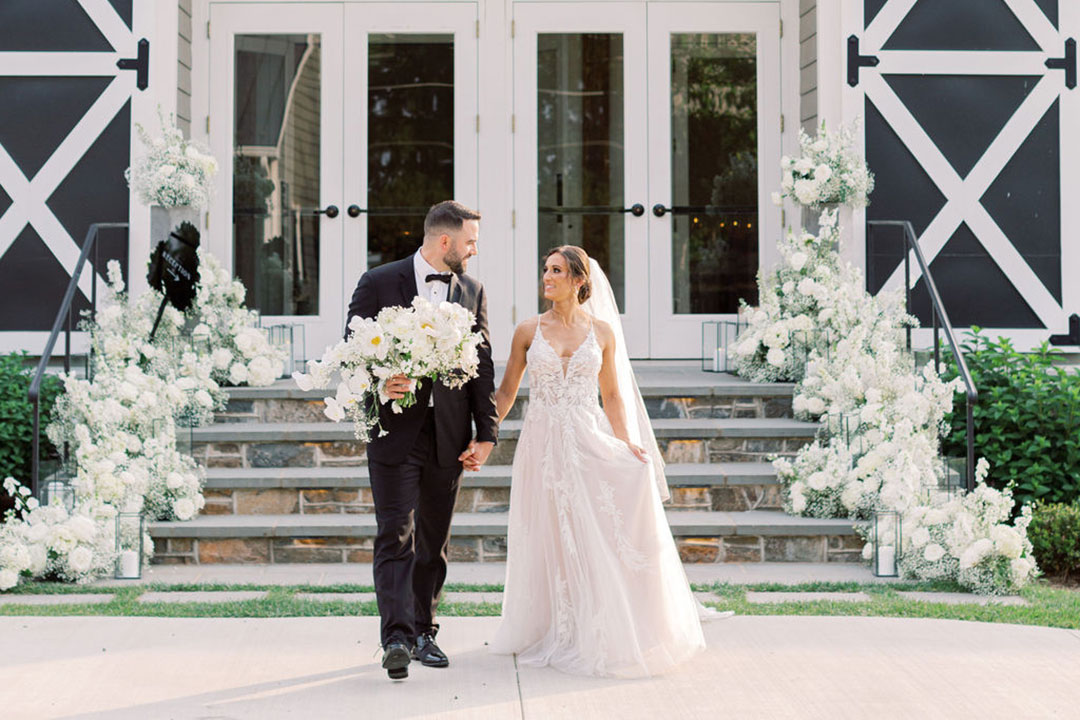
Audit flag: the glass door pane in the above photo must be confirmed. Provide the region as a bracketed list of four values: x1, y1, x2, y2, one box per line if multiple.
[513, 3, 648, 355]
[366, 33, 454, 268]
[670, 33, 758, 314]
[647, 4, 781, 357]
[343, 4, 479, 282]
[233, 33, 322, 315]
[210, 4, 344, 356]
[537, 33, 626, 311]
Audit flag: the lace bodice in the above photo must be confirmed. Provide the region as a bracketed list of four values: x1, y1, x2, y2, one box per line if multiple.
[526, 319, 602, 411]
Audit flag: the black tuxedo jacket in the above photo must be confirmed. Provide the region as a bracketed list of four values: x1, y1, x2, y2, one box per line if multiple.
[345, 255, 499, 467]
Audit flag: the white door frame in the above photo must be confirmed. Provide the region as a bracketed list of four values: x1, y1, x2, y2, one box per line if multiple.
[647, 1, 782, 358]
[208, 3, 347, 356]
[342, 3, 480, 291]
[512, 2, 651, 356]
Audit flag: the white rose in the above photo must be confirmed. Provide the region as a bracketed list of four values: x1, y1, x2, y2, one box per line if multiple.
[806, 397, 826, 415]
[0, 568, 18, 591]
[211, 348, 233, 370]
[923, 543, 945, 562]
[794, 158, 814, 174]
[229, 362, 249, 385]
[173, 498, 196, 521]
[67, 546, 93, 574]
[807, 472, 828, 491]
[247, 356, 278, 386]
[766, 348, 786, 368]
[814, 163, 833, 182]
[959, 538, 994, 570]
[794, 179, 819, 205]
[0, 543, 31, 572]
[789, 252, 807, 272]
[910, 527, 930, 548]
[166, 472, 184, 490]
[736, 339, 758, 357]
[67, 516, 97, 543]
[990, 525, 1023, 560]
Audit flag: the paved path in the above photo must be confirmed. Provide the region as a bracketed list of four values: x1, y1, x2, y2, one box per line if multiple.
[2, 616, 1078, 720]
[92, 561, 899, 587]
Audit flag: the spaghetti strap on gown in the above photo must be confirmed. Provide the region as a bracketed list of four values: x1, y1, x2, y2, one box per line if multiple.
[489, 319, 707, 678]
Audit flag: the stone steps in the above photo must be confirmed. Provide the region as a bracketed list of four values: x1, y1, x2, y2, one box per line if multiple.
[199, 463, 782, 515]
[190, 418, 818, 469]
[150, 509, 861, 565]
[149, 368, 849, 565]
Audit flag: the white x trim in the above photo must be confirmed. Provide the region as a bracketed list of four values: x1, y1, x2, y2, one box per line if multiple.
[0, 0, 135, 301]
[847, 0, 1072, 331]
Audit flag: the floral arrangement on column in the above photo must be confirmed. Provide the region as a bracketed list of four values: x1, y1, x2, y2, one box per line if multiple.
[125, 110, 217, 208]
[738, 121, 1037, 595]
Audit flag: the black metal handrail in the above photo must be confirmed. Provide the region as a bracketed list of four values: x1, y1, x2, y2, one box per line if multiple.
[27, 222, 128, 498]
[868, 220, 978, 491]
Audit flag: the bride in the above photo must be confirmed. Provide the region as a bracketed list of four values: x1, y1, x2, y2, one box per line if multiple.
[487, 245, 728, 678]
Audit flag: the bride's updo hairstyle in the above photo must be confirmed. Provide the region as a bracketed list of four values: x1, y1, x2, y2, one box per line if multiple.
[544, 245, 592, 304]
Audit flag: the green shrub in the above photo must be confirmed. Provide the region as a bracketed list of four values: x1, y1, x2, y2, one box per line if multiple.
[0, 353, 63, 489]
[942, 329, 1080, 507]
[1027, 501, 1080, 580]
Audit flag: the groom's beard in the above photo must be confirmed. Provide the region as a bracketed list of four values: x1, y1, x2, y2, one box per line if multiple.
[444, 248, 466, 275]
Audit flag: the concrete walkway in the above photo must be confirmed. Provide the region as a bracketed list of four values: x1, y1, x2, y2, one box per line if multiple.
[2, 616, 1078, 720]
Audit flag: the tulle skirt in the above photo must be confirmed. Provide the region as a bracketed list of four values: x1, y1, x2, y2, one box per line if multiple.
[489, 404, 706, 678]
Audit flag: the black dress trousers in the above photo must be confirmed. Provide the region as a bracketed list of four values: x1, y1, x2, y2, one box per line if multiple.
[367, 408, 464, 646]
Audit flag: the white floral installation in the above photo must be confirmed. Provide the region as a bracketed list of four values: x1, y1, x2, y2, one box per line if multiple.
[294, 296, 483, 441]
[0, 477, 137, 590]
[125, 109, 218, 208]
[0, 247, 284, 591]
[740, 120, 1037, 594]
[774, 121, 874, 209]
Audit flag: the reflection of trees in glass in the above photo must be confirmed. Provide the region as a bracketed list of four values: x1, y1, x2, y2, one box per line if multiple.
[672, 34, 758, 314]
[536, 34, 625, 310]
[366, 37, 454, 267]
[233, 155, 276, 216]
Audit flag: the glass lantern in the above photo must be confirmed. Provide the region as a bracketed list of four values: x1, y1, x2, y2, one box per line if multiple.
[266, 323, 306, 377]
[701, 319, 746, 373]
[39, 459, 76, 513]
[115, 508, 146, 580]
[872, 509, 901, 578]
[940, 456, 967, 498]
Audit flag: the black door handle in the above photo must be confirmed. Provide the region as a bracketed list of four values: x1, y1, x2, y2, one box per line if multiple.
[347, 204, 362, 218]
[316, 205, 339, 218]
[625, 203, 645, 217]
[652, 204, 670, 217]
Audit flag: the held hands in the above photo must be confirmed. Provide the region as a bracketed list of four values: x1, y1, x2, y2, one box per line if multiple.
[384, 374, 416, 400]
[459, 440, 495, 472]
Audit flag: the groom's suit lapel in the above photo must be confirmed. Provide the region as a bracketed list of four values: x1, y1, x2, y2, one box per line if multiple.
[448, 273, 463, 306]
[397, 256, 419, 305]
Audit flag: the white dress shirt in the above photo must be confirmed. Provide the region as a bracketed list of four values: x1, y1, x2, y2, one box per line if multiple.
[413, 250, 451, 305]
[412, 251, 451, 406]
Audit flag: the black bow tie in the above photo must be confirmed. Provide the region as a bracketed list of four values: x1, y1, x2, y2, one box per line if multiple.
[425, 273, 452, 284]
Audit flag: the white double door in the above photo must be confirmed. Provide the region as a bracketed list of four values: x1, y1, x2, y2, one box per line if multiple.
[208, 3, 478, 356]
[513, 2, 781, 357]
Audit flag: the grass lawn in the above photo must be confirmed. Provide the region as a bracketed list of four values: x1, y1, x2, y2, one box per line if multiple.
[1, 579, 1078, 628]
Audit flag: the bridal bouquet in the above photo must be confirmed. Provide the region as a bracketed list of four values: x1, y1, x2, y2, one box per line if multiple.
[292, 297, 483, 441]
[774, 121, 874, 209]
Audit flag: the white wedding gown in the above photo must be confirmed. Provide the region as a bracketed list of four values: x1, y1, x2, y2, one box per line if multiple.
[490, 320, 707, 678]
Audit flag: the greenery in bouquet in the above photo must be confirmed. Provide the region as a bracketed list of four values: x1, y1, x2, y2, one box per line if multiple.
[294, 296, 483, 441]
[774, 121, 874, 209]
[125, 109, 218, 209]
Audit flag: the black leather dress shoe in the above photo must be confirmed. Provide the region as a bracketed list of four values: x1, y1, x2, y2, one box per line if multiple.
[382, 640, 411, 679]
[412, 632, 449, 667]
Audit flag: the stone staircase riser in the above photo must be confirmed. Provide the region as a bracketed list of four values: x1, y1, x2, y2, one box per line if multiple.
[197, 483, 783, 517]
[192, 435, 814, 470]
[152, 532, 862, 566]
[217, 394, 795, 424]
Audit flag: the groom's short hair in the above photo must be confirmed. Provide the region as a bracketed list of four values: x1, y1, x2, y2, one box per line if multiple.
[424, 201, 481, 237]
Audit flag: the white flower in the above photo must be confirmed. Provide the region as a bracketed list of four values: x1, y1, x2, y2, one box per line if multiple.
[814, 164, 833, 182]
[805, 397, 826, 416]
[910, 527, 930, 548]
[923, 543, 946, 562]
[323, 396, 346, 422]
[211, 348, 233, 370]
[67, 546, 94, 574]
[228, 362, 249, 385]
[292, 371, 315, 392]
[789, 252, 807, 272]
[959, 538, 994, 570]
[990, 525, 1023, 560]
[0, 569, 18, 591]
[771, 192, 783, 206]
[766, 348, 786, 368]
[173, 498, 196, 521]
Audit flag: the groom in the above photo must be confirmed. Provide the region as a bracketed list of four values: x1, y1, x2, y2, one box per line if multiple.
[345, 201, 498, 680]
